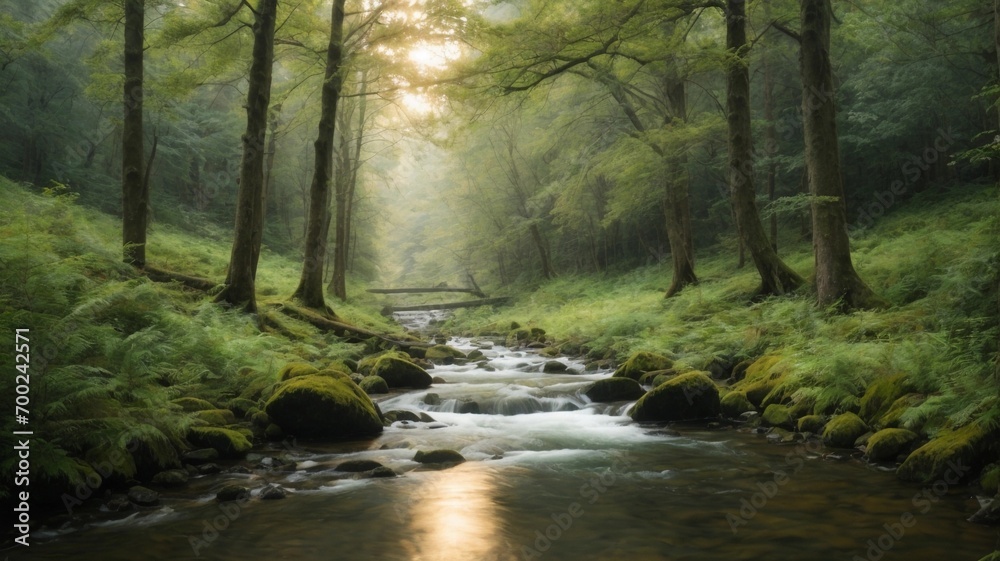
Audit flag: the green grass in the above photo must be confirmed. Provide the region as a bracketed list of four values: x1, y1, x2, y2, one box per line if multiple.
[446, 183, 1000, 428]
[0, 179, 401, 499]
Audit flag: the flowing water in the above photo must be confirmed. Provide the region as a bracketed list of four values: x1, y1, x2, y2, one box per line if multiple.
[20, 313, 999, 560]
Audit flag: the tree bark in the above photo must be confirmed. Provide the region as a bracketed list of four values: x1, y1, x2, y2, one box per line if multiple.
[800, 0, 881, 309]
[122, 0, 147, 267]
[292, 0, 346, 310]
[662, 73, 698, 297]
[726, 0, 803, 296]
[215, 0, 278, 313]
[763, 0, 779, 252]
[331, 71, 368, 300]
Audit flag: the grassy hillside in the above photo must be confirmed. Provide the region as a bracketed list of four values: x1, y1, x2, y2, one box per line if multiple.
[446, 182, 1000, 432]
[0, 179, 401, 499]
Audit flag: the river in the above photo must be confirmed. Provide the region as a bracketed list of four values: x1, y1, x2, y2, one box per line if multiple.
[22, 315, 999, 560]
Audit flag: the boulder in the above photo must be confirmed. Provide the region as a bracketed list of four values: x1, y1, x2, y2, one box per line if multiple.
[761, 404, 795, 429]
[897, 423, 991, 483]
[384, 410, 422, 423]
[226, 398, 257, 419]
[584, 378, 645, 403]
[335, 459, 384, 472]
[821, 412, 869, 448]
[264, 375, 383, 440]
[797, 415, 827, 434]
[413, 449, 466, 465]
[630, 371, 720, 422]
[259, 484, 286, 500]
[542, 360, 568, 373]
[866, 428, 919, 462]
[127, 486, 159, 507]
[732, 355, 788, 407]
[187, 427, 252, 459]
[359, 376, 389, 395]
[369, 356, 433, 389]
[613, 351, 674, 381]
[425, 345, 467, 363]
[371, 466, 397, 478]
[216, 484, 250, 502]
[458, 401, 481, 414]
[151, 469, 189, 487]
[181, 448, 220, 465]
[720, 391, 755, 418]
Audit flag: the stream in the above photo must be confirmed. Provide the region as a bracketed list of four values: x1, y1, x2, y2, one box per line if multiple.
[20, 312, 999, 560]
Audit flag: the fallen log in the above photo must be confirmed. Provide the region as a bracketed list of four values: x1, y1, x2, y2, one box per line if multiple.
[143, 264, 218, 292]
[385, 297, 511, 314]
[273, 303, 430, 350]
[367, 287, 487, 298]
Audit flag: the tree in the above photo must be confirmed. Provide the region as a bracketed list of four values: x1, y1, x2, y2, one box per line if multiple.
[215, 0, 278, 313]
[121, 0, 147, 267]
[725, 0, 802, 296]
[799, 0, 880, 309]
[292, 0, 346, 311]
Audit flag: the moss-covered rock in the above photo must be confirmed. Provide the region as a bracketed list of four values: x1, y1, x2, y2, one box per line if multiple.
[325, 360, 354, 376]
[172, 397, 216, 412]
[425, 345, 467, 363]
[336, 459, 385, 472]
[315, 368, 352, 381]
[413, 449, 466, 465]
[216, 484, 250, 502]
[191, 409, 236, 426]
[797, 415, 827, 434]
[859, 373, 916, 424]
[721, 391, 755, 418]
[732, 355, 789, 407]
[651, 373, 677, 387]
[250, 411, 270, 429]
[897, 423, 992, 483]
[187, 427, 252, 459]
[866, 428, 919, 462]
[226, 398, 257, 419]
[505, 329, 531, 347]
[585, 378, 645, 403]
[359, 375, 389, 395]
[613, 351, 674, 381]
[278, 362, 320, 382]
[821, 412, 869, 448]
[370, 356, 433, 389]
[264, 423, 284, 440]
[630, 371, 720, 422]
[357, 351, 413, 375]
[151, 469, 189, 487]
[761, 404, 795, 429]
[638, 369, 675, 385]
[980, 464, 1000, 494]
[264, 374, 383, 440]
[730, 359, 753, 382]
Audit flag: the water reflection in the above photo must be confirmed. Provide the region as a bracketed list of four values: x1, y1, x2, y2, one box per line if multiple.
[405, 465, 513, 561]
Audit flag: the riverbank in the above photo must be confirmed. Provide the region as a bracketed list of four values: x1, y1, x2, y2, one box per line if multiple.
[441, 182, 1000, 495]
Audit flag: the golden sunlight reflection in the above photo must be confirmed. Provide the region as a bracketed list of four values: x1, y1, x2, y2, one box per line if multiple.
[404, 466, 510, 561]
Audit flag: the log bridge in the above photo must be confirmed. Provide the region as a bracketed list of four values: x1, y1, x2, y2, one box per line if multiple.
[369, 286, 510, 314]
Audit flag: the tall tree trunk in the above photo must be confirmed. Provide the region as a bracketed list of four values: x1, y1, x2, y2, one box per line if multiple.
[331, 71, 368, 301]
[215, 0, 278, 313]
[292, 0, 346, 311]
[763, 0, 779, 252]
[662, 74, 698, 297]
[261, 103, 281, 231]
[726, 0, 803, 296]
[800, 0, 881, 309]
[122, 0, 147, 267]
[529, 222, 556, 280]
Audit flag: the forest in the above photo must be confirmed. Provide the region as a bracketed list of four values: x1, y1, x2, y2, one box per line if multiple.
[1, 0, 999, 559]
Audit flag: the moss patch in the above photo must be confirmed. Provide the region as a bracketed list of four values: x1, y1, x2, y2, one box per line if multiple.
[859, 373, 916, 424]
[613, 351, 674, 381]
[797, 415, 827, 433]
[425, 345, 468, 362]
[172, 397, 216, 412]
[822, 412, 869, 448]
[370, 356, 433, 389]
[732, 355, 789, 407]
[359, 375, 389, 395]
[278, 362, 320, 382]
[720, 391, 755, 418]
[187, 427, 252, 459]
[191, 409, 236, 426]
[761, 404, 795, 429]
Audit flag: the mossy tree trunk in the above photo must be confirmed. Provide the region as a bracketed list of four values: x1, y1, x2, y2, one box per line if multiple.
[330, 69, 367, 301]
[726, 0, 803, 296]
[763, 0, 778, 253]
[122, 0, 146, 267]
[216, 0, 278, 313]
[293, 0, 346, 310]
[662, 74, 698, 297]
[799, 0, 881, 310]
